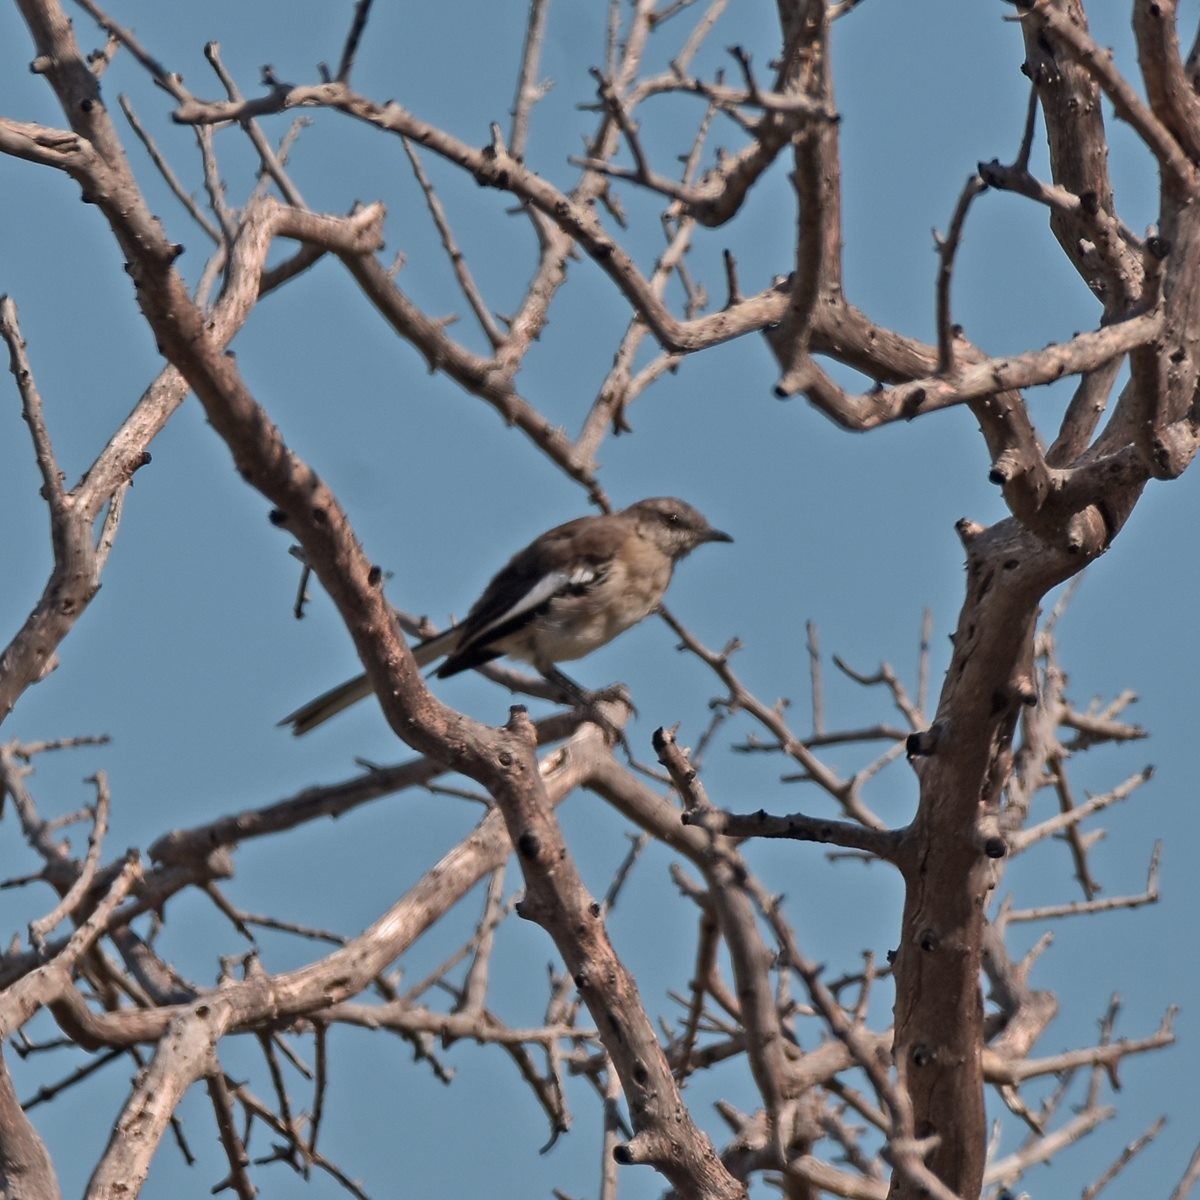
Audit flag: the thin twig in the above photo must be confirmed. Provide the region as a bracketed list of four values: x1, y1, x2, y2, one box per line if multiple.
[509, 0, 552, 159]
[807, 620, 824, 736]
[21, 1045, 125, 1109]
[118, 94, 221, 242]
[934, 174, 986, 375]
[336, 0, 375, 83]
[204, 41, 306, 209]
[1081, 1114, 1167, 1200]
[0, 297, 67, 523]
[1004, 844, 1160, 923]
[401, 136, 505, 347]
[307, 1022, 328, 1161]
[1170, 1141, 1200, 1200]
[207, 1069, 256, 1200]
[28, 771, 112, 953]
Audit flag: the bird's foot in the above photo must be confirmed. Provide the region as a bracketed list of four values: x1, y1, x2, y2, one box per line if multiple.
[543, 670, 634, 747]
[579, 684, 638, 754]
[589, 681, 637, 719]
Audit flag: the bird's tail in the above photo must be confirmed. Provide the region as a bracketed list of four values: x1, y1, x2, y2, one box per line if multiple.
[279, 626, 460, 736]
[278, 674, 374, 736]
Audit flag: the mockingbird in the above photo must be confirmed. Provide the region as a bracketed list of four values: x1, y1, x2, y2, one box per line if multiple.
[280, 496, 731, 735]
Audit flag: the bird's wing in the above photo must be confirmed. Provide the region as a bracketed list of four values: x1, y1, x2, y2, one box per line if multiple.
[435, 561, 608, 678]
[434, 517, 632, 678]
[452, 516, 622, 642]
[466, 563, 597, 643]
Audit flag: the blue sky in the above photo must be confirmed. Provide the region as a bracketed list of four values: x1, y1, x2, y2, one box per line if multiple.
[1, 1, 1196, 1196]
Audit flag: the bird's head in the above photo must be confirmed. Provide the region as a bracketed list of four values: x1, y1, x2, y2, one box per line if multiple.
[624, 497, 733, 560]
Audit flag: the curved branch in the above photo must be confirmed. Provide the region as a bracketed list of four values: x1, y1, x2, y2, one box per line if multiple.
[173, 83, 792, 353]
[1028, 0, 1197, 193]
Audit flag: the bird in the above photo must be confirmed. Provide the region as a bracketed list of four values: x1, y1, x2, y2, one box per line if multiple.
[280, 496, 732, 735]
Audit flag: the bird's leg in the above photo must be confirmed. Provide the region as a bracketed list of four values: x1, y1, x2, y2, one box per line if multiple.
[540, 665, 589, 707]
[541, 668, 636, 746]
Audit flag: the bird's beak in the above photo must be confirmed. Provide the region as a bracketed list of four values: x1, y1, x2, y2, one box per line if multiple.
[704, 528, 733, 544]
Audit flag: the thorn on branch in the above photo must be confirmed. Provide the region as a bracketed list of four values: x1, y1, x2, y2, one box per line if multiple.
[956, 517, 987, 547]
[722, 249, 741, 306]
[726, 45, 760, 103]
[988, 447, 1023, 486]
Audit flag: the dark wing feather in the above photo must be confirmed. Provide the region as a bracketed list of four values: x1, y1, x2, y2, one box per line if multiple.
[436, 514, 629, 677]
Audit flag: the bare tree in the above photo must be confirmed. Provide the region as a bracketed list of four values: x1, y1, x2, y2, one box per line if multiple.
[0, 0, 1193, 1197]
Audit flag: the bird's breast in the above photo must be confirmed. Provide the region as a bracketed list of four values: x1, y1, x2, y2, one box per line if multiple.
[536, 553, 670, 664]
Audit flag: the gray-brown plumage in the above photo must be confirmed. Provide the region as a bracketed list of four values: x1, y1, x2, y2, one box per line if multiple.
[280, 497, 731, 735]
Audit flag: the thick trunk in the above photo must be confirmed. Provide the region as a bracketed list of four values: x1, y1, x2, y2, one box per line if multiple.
[889, 519, 1079, 1199]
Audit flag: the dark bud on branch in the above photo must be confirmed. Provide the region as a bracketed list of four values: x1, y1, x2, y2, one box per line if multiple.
[977, 159, 1003, 187]
[906, 722, 944, 758]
